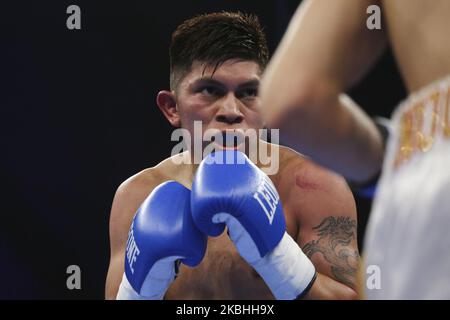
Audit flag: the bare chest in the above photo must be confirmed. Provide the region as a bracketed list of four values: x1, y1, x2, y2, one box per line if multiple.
[165, 208, 298, 300]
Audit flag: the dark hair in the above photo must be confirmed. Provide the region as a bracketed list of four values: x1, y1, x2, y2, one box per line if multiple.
[169, 11, 269, 90]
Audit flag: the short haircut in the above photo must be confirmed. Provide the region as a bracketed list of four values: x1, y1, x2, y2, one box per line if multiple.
[169, 11, 269, 90]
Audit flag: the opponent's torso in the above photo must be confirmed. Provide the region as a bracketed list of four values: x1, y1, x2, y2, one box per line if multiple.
[382, 0, 450, 92]
[364, 77, 450, 299]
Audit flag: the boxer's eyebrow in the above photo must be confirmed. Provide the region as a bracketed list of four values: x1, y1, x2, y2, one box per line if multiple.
[191, 78, 260, 89]
[237, 79, 260, 89]
[192, 78, 224, 88]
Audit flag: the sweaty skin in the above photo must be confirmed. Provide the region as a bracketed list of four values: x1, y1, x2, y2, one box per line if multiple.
[260, 0, 450, 299]
[382, 0, 450, 91]
[105, 145, 358, 299]
[260, 0, 450, 183]
[105, 60, 358, 300]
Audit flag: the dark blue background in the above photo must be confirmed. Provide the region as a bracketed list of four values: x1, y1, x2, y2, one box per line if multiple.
[1, 0, 406, 299]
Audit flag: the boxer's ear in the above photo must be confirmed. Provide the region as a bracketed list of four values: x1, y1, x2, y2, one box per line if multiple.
[157, 90, 181, 127]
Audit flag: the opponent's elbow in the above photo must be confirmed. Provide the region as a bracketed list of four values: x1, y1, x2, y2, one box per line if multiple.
[261, 75, 340, 129]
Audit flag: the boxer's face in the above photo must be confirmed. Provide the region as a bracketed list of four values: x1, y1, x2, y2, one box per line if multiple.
[174, 59, 264, 151]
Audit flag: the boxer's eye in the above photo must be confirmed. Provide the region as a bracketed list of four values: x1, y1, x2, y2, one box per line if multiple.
[237, 87, 258, 99]
[198, 86, 223, 97]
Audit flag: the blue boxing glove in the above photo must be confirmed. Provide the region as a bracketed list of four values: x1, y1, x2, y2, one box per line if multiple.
[116, 181, 207, 300]
[191, 151, 316, 300]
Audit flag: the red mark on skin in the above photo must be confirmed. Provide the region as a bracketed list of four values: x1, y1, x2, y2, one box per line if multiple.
[295, 174, 319, 191]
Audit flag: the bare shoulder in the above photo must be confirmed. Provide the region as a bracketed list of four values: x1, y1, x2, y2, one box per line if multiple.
[106, 158, 176, 299]
[108, 153, 190, 245]
[109, 166, 165, 245]
[277, 146, 357, 231]
[106, 152, 193, 299]
[113, 165, 166, 214]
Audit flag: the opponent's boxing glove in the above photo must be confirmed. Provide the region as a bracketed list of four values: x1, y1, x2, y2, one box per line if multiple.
[191, 150, 316, 300]
[117, 181, 207, 300]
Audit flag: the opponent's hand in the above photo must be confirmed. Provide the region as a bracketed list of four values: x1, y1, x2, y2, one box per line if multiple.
[191, 150, 316, 300]
[116, 181, 207, 300]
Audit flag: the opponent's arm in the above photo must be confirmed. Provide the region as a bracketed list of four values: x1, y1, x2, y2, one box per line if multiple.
[261, 0, 387, 183]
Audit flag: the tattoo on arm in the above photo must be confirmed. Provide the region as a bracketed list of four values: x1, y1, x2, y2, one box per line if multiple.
[302, 217, 359, 288]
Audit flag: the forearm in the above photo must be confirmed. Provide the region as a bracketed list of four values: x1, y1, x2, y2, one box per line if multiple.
[278, 93, 384, 184]
[303, 272, 358, 300]
[105, 254, 125, 300]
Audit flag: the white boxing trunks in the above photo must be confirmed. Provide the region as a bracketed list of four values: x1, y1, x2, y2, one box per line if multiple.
[364, 75, 450, 299]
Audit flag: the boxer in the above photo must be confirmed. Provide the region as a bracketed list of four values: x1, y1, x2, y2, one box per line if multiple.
[105, 12, 358, 300]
